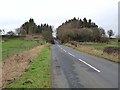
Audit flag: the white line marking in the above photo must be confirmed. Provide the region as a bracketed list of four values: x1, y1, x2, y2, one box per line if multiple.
[58, 45, 64, 51]
[78, 59, 101, 72]
[58, 45, 62, 50]
[71, 54, 75, 57]
[68, 52, 71, 55]
[68, 52, 75, 57]
[58, 45, 100, 72]
[63, 49, 67, 52]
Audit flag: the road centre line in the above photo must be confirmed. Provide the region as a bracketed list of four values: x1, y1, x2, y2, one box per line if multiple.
[59, 46, 62, 49]
[78, 59, 101, 72]
[68, 52, 75, 57]
[58, 45, 101, 72]
[63, 49, 67, 52]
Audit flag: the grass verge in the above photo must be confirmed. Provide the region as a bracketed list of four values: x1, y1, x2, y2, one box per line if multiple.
[65, 43, 119, 63]
[6, 44, 51, 88]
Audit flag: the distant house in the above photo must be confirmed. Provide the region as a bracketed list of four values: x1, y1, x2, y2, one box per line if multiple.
[25, 34, 42, 40]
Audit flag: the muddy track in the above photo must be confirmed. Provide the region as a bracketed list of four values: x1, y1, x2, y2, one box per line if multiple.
[0, 45, 44, 88]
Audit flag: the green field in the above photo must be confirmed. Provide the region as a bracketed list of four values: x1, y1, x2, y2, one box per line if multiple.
[6, 44, 51, 88]
[2, 39, 44, 60]
[66, 39, 119, 62]
[81, 42, 118, 50]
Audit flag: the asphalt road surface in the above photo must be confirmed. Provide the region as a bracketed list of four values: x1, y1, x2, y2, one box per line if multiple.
[52, 42, 119, 88]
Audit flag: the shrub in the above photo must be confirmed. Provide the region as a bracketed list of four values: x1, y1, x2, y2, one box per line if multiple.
[69, 41, 79, 47]
[103, 47, 120, 54]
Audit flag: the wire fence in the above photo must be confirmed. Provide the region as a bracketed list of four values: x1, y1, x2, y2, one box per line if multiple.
[2, 42, 43, 60]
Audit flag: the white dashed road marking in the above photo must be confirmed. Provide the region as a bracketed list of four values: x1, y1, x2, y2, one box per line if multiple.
[63, 50, 67, 52]
[78, 59, 101, 72]
[70, 54, 75, 57]
[58, 45, 101, 73]
[68, 52, 75, 57]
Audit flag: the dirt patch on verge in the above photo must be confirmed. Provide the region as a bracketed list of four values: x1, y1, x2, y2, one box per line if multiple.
[0, 45, 44, 88]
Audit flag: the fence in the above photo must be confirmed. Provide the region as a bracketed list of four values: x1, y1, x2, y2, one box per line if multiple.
[2, 42, 42, 60]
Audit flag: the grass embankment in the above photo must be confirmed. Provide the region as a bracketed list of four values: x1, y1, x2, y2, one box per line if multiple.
[6, 44, 51, 88]
[65, 42, 119, 63]
[2, 39, 44, 60]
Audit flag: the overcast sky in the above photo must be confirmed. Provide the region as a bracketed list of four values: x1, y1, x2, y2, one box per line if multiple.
[0, 0, 119, 35]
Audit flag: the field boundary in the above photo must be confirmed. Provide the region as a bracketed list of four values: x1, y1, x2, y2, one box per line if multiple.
[65, 43, 119, 63]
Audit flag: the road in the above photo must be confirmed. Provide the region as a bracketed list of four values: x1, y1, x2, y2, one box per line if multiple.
[52, 42, 119, 88]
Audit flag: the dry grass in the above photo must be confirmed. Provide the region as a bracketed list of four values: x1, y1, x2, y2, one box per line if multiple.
[6, 44, 51, 88]
[65, 43, 119, 63]
[0, 45, 44, 88]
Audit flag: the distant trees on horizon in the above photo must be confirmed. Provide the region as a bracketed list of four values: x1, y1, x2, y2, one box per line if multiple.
[57, 17, 98, 30]
[17, 18, 52, 35]
[15, 18, 53, 42]
[57, 17, 114, 43]
[2, 17, 116, 43]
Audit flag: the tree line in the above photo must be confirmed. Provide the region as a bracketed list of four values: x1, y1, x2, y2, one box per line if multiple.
[1, 17, 116, 43]
[57, 17, 114, 43]
[4, 18, 53, 42]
